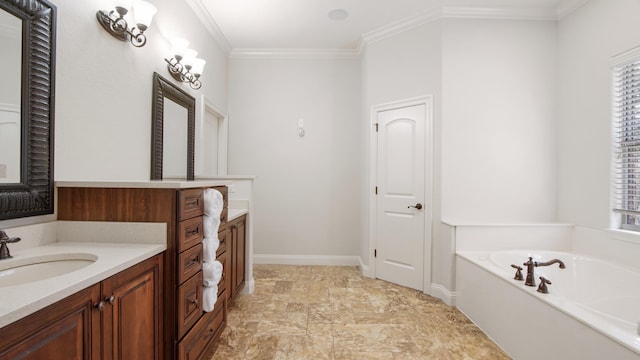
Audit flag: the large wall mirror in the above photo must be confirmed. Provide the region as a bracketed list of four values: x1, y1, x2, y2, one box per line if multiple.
[0, 0, 56, 220]
[151, 73, 195, 180]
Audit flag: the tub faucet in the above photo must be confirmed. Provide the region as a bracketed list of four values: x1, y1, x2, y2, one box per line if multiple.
[523, 257, 566, 287]
[0, 230, 21, 260]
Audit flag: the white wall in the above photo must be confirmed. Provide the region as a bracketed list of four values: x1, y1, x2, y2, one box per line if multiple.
[438, 18, 558, 296]
[557, 0, 640, 229]
[227, 56, 361, 258]
[360, 21, 443, 269]
[53, 0, 228, 181]
[441, 18, 558, 224]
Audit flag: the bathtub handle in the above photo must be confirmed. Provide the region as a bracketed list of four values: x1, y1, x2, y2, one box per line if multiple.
[510, 264, 524, 281]
[537, 277, 552, 294]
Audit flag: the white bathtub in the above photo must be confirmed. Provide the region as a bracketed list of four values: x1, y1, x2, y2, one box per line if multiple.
[456, 250, 640, 360]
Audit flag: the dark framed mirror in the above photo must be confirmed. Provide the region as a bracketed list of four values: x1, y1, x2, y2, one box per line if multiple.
[151, 72, 195, 180]
[0, 0, 56, 220]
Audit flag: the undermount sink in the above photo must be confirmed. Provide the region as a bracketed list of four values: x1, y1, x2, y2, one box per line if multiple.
[0, 253, 98, 287]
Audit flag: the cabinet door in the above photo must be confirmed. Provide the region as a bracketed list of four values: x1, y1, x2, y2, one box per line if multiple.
[0, 284, 101, 360]
[101, 255, 163, 360]
[231, 216, 246, 300]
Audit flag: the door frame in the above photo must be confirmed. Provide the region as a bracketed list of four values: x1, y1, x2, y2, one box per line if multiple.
[196, 94, 228, 176]
[368, 95, 434, 294]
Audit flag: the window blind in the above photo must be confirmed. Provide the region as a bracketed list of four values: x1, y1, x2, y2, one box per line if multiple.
[613, 60, 640, 224]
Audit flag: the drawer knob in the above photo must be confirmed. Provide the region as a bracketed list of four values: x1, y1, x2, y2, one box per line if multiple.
[105, 295, 115, 304]
[95, 301, 106, 312]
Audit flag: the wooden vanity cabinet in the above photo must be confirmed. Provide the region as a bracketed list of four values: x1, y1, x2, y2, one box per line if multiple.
[58, 185, 236, 360]
[0, 254, 163, 360]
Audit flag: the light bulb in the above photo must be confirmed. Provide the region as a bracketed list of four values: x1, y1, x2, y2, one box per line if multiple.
[132, 0, 157, 28]
[191, 58, 206, 76]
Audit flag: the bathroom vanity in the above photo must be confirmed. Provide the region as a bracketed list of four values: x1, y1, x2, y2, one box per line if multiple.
[57, 181, 248, 360]
[0, 253, 163, 359]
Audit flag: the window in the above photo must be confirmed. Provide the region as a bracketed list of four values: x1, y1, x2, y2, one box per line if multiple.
[613, 49, 640, 229]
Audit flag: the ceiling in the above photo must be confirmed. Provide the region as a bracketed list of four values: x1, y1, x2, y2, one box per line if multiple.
[195, 0, 584, 51]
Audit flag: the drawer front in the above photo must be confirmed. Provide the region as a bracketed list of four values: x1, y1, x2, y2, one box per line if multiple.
[179, 189, 204, 221]
[216, 227, 231, 257]
[177, 272, 203, 339]
[178, 243, 203, 285]
[177, 295, 226, 360]
[178, 216, 204, 253]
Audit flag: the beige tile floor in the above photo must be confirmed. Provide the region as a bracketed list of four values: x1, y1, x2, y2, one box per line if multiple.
[209, 265, 511, 360]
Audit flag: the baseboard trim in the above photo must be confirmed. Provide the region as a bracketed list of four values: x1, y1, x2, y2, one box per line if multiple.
[241, 277, 255, 295]
[431, 283, 457, 306]
[359, 257, 374, 278]
[253, 254, 361, 266]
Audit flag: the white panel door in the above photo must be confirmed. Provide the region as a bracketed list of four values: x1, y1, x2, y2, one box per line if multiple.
[375, 104, 426, 290]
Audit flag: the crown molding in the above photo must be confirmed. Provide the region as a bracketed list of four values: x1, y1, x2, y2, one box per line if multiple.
[359, 5, 561, 48]
[557, 0, 591, 19]
[360, 10, 441, 46]
[229, 48, 361, 60]
[441, 6, 557, 21]
[188, 2, 589, 58]
[184, 0, 232, 54]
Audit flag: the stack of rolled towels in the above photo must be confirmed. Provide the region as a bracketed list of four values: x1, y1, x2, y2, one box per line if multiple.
[202, 188, 224, 312]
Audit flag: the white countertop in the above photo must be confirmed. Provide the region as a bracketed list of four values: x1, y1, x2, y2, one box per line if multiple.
[0, 241, 165, 328]
[56, 179, 232, 189]
[228, 208, 248, 221]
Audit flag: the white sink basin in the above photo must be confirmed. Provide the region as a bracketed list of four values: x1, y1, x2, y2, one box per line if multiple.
[0, 253, 98, 287]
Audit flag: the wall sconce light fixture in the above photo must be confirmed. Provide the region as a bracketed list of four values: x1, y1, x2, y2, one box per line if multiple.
[165, 39, 206, 90]
[96, 0, 157, 47]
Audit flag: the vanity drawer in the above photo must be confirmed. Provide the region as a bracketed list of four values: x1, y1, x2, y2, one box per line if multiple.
[178, 243, 203, 285]
[177, 294, 226, 360]
[178, 216, 204, 253]
[177, 272, 203, 339]
[216, 227, 231, 257]
[178, 189, 204, 221]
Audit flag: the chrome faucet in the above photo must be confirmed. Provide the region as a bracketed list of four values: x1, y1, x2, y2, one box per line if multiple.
[523, 257, 565, 287]
[0, 230, 21, 260]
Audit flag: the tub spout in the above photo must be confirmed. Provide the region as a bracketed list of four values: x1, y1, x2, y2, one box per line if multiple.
[536, 259, 566, 269]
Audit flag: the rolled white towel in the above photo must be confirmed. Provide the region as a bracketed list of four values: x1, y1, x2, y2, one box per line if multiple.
[203, 213, 220, 239]
[203, 188, 224, 217]
[203, 260, 223, 287]
[212, 260, 223, 284]
[202, 236, 220, 263]
[202, 285, 217, 312]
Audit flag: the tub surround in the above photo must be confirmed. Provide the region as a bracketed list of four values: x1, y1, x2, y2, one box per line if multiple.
[451, 222, 574, 252]
[0, 221, 166, 328]
[452, 224, 640, 360]
[575, 226, 640, 273]
[456, 250, 640, 360]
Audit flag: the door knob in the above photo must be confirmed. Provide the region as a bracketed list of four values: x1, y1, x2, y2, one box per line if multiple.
[408, 203, 423, 210]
